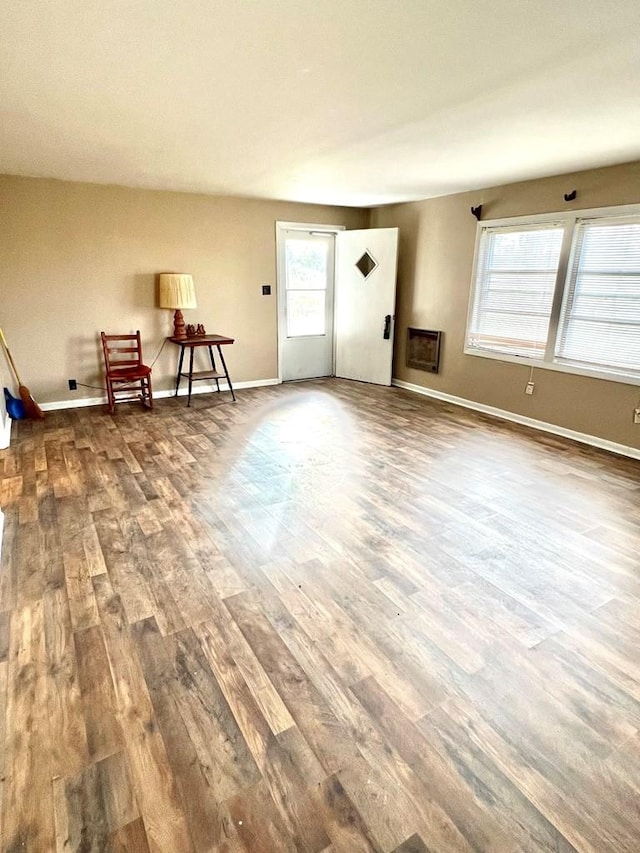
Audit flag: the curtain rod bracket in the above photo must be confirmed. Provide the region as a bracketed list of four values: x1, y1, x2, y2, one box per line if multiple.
[564, 190, 577, 202]
[471, 205, 483, 220]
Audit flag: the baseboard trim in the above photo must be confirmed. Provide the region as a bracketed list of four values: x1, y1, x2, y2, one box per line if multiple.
[392, 378, 640, 461]
[40, 378, 280, 412]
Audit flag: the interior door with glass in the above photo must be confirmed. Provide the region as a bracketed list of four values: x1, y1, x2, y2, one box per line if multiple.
[335, 227, 399, 385]
[277, 227, 336, 381]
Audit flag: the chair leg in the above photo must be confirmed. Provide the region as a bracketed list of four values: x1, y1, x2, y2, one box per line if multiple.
[106, 379, 115, 414]
[140, 376, 153, 410]
[105, 376, 152, 414]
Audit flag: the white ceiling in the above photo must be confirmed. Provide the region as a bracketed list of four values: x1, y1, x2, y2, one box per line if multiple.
[2, 0, 640, 207]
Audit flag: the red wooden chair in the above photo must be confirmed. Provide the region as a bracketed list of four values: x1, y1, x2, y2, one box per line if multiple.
[100, 331, 153, 415]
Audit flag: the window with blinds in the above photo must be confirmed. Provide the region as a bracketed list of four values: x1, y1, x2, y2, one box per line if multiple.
[465, 207, 640, 384]
[556, 218, 640, 374]
[468, 225, 563, 359]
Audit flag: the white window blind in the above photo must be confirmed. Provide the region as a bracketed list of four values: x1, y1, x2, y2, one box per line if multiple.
[555, 218, 640, 375]
[467, 225, 564, 359]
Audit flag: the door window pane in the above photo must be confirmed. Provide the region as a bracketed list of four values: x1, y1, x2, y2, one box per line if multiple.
[286, 290, 326, 337]
[286, 240, 328, 290]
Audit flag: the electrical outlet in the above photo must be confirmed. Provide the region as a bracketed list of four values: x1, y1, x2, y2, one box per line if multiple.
[525, 381, 535, 395]
[68, 379, 77, 391]
[634, 407, 640, 424]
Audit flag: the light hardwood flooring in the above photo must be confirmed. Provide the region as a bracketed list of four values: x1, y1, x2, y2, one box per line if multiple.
[1, 378, 640, 852]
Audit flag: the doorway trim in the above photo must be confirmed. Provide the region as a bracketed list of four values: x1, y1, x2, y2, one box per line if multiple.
[275, 221, 345, 383]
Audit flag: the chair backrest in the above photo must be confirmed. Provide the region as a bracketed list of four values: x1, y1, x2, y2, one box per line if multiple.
[101, 331, 144, 371]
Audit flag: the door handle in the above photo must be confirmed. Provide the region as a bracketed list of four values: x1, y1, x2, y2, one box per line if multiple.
[383, 315, 392, 340]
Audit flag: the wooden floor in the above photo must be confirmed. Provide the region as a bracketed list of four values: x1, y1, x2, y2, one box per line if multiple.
[1, 379, 640, 852]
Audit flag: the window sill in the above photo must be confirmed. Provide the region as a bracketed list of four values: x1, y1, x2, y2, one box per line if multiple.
[463, 347, 640, 387]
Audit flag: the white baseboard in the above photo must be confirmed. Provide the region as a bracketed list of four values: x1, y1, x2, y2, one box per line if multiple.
[40, 378, 280, 412]
[392, 378, 640, 461]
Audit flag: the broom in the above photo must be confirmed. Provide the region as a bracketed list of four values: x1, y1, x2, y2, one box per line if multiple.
[0, 328, 45, 419]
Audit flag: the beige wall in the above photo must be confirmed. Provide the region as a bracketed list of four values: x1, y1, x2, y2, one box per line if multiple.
[371, 160, 640, 450]
[0, 175, 367, 404]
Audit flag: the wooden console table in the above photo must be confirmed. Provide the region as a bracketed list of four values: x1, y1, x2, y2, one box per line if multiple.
[169, 334, 236, 407]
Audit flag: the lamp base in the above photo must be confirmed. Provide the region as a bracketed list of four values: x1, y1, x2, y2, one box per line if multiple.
[173, 309, 187, 340]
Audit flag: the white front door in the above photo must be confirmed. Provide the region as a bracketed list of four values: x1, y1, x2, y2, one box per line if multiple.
[277, 225, 339, 381]
[335, 227, 399, 386]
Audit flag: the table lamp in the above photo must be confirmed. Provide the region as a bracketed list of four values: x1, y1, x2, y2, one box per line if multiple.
[158, 273, 197, 340]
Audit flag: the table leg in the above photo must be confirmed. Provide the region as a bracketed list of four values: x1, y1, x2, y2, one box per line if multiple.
[174, 346, 185, 397]
[217, 345, 236, 401]
[208, 346, 221, 393]
[187, 346, 195, 406]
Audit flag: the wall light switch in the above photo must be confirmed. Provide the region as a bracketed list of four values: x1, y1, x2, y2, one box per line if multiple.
[525, 381, 535, 395]
[634, 407, 640, 424]
[262, 284, 271, 296]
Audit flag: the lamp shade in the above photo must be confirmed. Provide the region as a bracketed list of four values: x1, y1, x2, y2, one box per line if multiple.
[158, 273, 197, 309]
